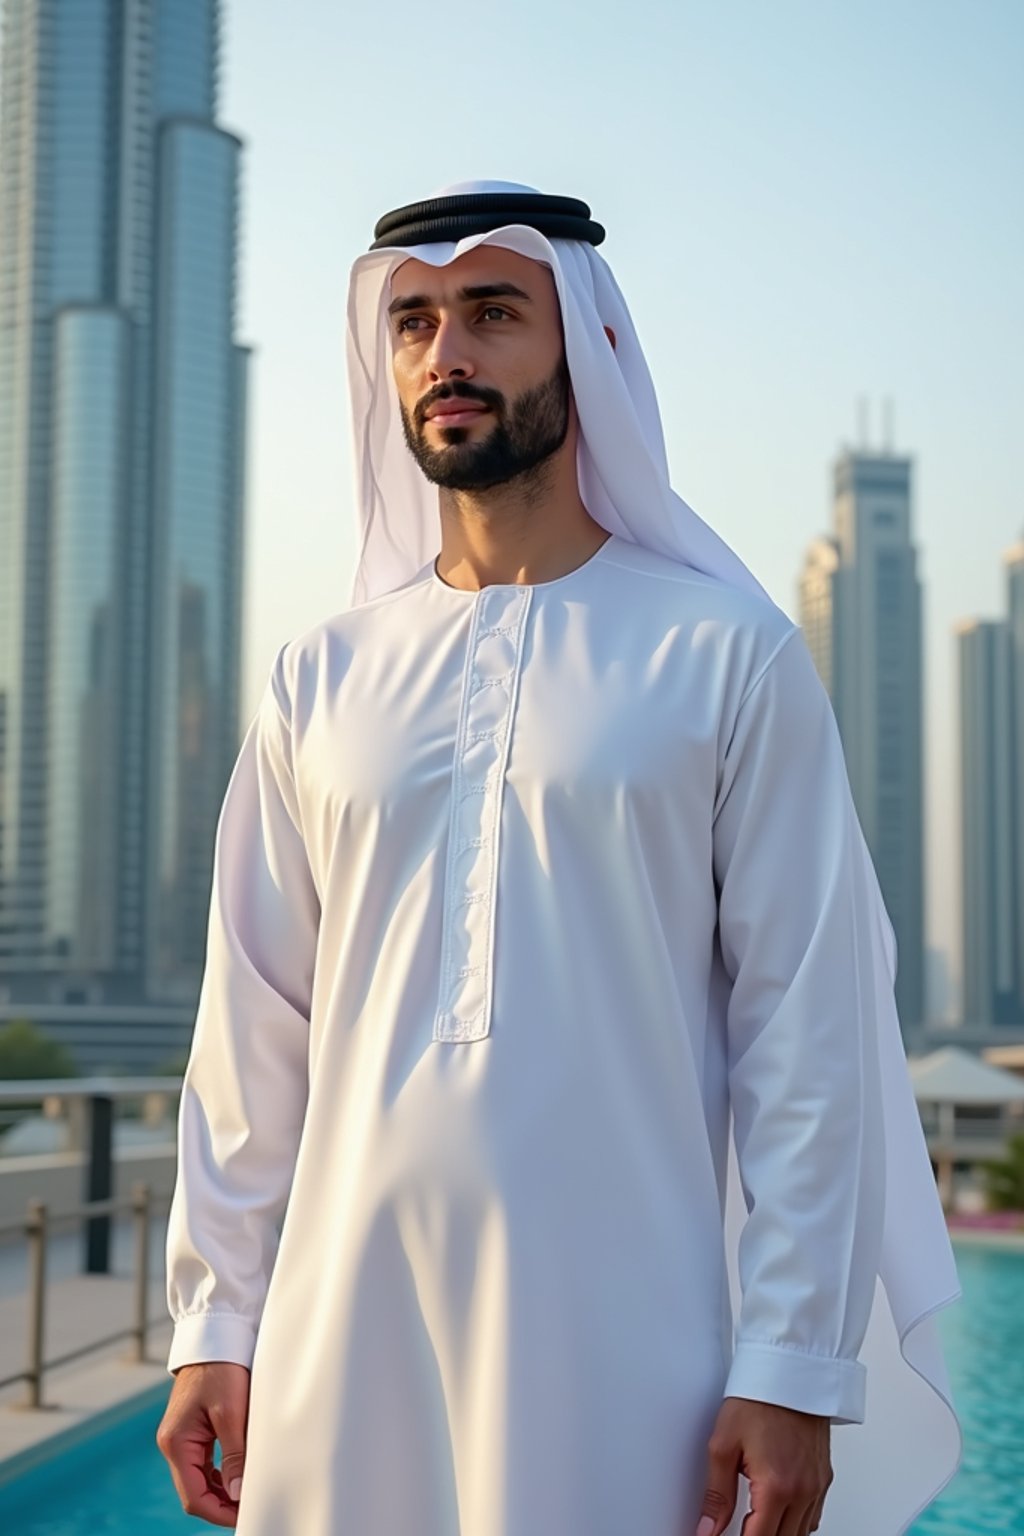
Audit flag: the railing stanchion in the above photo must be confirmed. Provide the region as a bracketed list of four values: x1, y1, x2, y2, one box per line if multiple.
[84, 1092, 114, 1273]
[132, 1182, 151, 1362]
[25, 1199, 48, 1408]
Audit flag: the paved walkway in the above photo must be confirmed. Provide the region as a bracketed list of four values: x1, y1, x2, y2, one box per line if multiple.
[0, 1215, 175, 1472]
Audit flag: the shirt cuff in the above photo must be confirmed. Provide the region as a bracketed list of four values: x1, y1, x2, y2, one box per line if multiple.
[724, 1339, 867, 1424]
[166, 1312, 258, 1375]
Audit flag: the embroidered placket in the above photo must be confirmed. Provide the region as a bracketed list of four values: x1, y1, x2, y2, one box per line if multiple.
[433, 584, 533, 1043]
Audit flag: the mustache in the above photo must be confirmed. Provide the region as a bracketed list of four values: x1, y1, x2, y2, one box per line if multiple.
[415, 381, 505, 429]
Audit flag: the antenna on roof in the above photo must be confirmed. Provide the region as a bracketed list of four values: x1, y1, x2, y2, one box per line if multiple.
[883, 396, 895, 453]
[857, 396, 869, 451]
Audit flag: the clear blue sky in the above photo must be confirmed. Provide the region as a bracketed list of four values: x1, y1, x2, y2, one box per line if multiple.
[220, 0, 1023, 982]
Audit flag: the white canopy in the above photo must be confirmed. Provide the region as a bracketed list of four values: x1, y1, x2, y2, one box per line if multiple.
[909, 1045, 1024, 1106]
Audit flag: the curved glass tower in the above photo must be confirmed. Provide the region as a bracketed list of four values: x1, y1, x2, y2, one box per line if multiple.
[0, 0, 249, 1005]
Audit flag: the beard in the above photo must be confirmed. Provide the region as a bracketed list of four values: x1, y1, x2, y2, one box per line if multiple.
[399, 353, 572, 492]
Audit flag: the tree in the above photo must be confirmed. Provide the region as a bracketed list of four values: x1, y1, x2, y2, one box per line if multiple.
[980, 1130, 1024, 1212]
[0, 1019, 79, 1081]
[0, 1019, 80, 1081]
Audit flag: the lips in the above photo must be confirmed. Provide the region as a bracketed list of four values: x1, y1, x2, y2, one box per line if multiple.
[425, 400, 490, 422]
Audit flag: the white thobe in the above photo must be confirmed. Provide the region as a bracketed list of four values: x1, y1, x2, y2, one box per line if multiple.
[165, 532, 900, 1535]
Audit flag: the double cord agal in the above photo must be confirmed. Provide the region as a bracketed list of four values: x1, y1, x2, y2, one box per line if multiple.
[370, 191, 606, 250]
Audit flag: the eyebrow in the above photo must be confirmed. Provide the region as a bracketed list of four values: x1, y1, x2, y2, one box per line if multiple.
[387, 281, 533, 319]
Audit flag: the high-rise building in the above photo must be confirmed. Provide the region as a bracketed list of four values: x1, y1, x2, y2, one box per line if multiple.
[797, 535, 840, 699]
[0, 0, 250, 1008]
[798, 447, 925, 1037]
[1007, 532, 1024, 1014]
[955, 619, 1019, 1027]
[924, 944, 955, 1028]
[954, 531, 1024, 1031]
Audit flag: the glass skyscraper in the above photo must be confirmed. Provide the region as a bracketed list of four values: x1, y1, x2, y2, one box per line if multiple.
[798, 446, 925, 1038]
[0, 0, 249, 1007]
[955, 533, 1024, 1030]
[956, 619, 1018, 1027]
[1007, 533, 1024, 1018]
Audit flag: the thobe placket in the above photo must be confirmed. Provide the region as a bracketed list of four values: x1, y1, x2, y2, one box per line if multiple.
[433, 583, 533, 1043]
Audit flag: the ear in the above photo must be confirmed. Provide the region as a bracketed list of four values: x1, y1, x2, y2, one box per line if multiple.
[603, 325, 617, 351]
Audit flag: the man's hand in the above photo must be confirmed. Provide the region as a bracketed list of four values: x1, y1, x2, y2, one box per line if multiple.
[694, 1395, 833, 1536]
[156, 1361, 251, 1528]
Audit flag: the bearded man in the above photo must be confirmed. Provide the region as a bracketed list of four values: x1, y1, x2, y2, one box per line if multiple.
[157, 182, 962, 1536]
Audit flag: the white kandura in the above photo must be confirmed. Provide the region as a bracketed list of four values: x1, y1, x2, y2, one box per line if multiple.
[166, 181, 963, 1535]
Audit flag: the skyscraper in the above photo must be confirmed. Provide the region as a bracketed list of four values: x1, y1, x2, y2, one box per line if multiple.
[1007, 532, 1024, 1015]
[797, 534, 840, 699]
[955, 531, 1024, 1030]
[798, 447, 925, 1038]
[0, 0, 249, 1008]
[955, 619, 1019, 1027]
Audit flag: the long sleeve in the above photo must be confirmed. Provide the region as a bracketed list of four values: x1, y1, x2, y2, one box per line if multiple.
[165, 644, 320, 1374]
[711, 625, 886, 1425]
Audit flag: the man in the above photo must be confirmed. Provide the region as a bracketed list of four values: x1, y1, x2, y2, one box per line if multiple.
[158, 182, 962, 1535]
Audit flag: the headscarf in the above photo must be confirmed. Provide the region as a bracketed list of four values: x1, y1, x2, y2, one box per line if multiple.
[345, 179, 963, 1533]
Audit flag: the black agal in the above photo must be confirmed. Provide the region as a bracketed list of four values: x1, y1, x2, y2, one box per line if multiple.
[370, 191, 605, 250]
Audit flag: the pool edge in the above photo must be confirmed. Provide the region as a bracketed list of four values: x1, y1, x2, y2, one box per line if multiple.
[0, 1377, 170, 1490]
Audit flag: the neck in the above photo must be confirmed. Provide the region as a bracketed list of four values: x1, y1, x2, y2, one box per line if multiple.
[434, 440, 609, 592]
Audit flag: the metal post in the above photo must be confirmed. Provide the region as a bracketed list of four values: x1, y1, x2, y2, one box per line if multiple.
[66, 1092, 88, 1154]
[25, 1199, 47, 1409]
[132, 1182, 151, 1362]
[938, 1101, 957, 1213]
[84, 1093, 113, 1273]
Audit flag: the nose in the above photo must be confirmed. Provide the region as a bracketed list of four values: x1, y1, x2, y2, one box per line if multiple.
[423, 315, 475, 383]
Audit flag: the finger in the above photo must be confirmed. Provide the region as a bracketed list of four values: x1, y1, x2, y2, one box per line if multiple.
[211, 1394, 249, 1504]
[696, 1430, 743, 1534]
[739, 1479, 789, 1536]
[806, 1457, 833, 1533]
[749, 1484, 820, 1536]
[806, 1490, 827, 1532]
[207, 1453, 245, 1514]
[778, 1502, 815, 1536]
[164, 1430, 239, 1528]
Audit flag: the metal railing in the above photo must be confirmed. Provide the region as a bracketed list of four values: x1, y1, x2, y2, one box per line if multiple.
[0, 1182, 172, 1409]
[0, 1078, 181, 1272]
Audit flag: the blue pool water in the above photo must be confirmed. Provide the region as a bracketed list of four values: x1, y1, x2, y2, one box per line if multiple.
[909, 1241, 1024, 1535]
[0, 1388, 194, 1534]
[0, 1239, 1020, 1534]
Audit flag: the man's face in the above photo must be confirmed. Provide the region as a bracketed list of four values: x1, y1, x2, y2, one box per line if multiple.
[388, 246, 572, 492]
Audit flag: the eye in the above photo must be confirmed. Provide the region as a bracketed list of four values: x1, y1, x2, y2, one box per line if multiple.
[480, 305, 511, 322]
[396, 314, 431, 334]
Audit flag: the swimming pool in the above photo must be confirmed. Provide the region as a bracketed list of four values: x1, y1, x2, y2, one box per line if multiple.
[0, 1384, 193, 1534]
[0, 1239, 1019, 1534]
[909, 1240, 1024, 1535]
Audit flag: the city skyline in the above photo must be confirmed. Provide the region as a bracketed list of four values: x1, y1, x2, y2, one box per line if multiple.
[0, 0, 249, 1009]
[1, 0, 1019, 1030]
[216, 0, 1021, 991]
